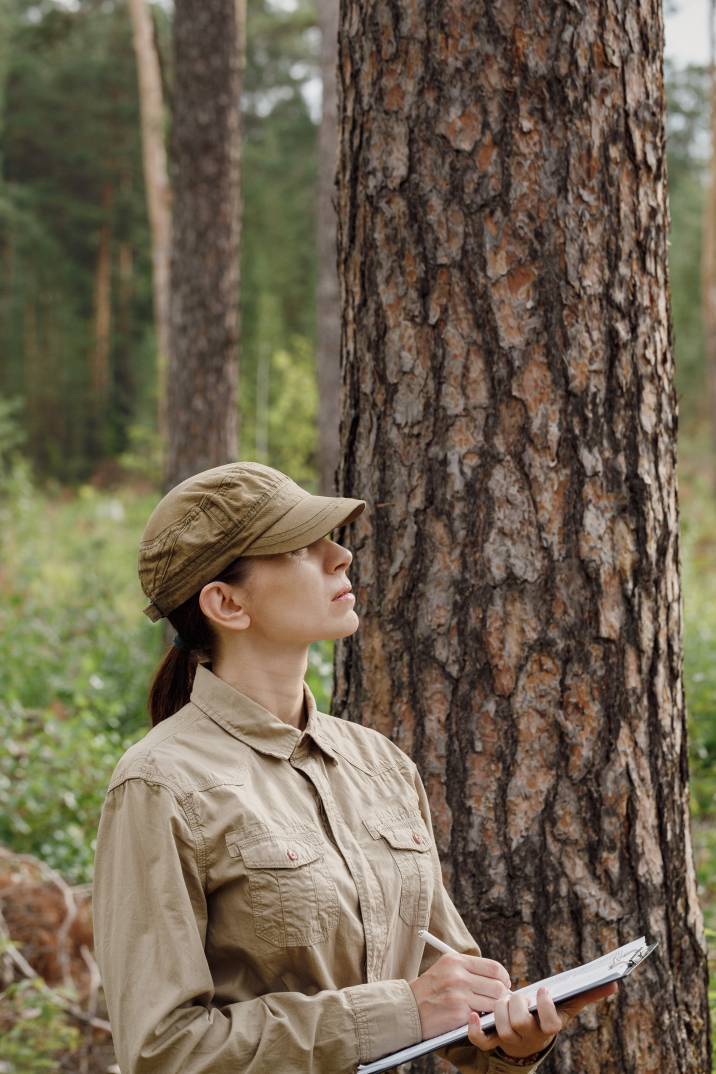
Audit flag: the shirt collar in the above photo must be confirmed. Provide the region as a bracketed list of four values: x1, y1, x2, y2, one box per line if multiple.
[189, 662, 338, 762]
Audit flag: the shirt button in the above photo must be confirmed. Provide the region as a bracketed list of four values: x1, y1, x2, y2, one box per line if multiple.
[287, 849, 298, 861]
[412, 832, 422, 844]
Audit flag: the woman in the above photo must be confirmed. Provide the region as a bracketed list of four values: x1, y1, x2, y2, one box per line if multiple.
[92, 460, 616, 1074]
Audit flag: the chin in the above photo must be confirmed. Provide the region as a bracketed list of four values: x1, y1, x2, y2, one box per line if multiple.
[324, 613, 360, 642]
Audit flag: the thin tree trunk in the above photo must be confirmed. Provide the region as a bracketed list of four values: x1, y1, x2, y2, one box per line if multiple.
[114, 237, 135, 451]
[335, 3, 710, 1073]
[166, 0, 244, 490]
[127, 0, 172, 452]
[90, 181, 113, 458]
[23, 297, 41, 470]
[703, 0, 716, 478]
[315, 0, 341, 495]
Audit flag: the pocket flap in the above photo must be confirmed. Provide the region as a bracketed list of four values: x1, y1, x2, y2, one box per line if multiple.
[369, 818, 432, 852]
[226, 833, 322, 869]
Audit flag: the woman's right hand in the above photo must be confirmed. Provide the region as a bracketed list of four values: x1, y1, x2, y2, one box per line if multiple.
[409, 952, 512, 1040]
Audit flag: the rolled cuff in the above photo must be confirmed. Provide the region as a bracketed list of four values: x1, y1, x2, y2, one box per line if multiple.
[346, 978, 422, 1064]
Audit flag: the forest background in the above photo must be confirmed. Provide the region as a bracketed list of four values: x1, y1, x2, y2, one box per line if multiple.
[0, 0, 715, 1070]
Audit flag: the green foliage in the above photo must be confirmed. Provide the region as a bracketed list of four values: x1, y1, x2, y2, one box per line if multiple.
[0, 448, 335, 883]
[243, 336, 319, 486]
[665, 59, 709, 192]
[677, 443, 716, 1069]
[115, 420, 164, 489]
[240, 1, 320, 472]
[0, 975, 80, 1074]
[0, 395, 27, 470]
[0, 456, 162, 883]
[305, 637, 334, 713]
[666, 60, 709, 428]
[0, 0, 153, 482]
[681, 461, 716, 815]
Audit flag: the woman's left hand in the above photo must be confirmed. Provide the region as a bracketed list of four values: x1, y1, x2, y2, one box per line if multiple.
[466, 981, 618, 1060]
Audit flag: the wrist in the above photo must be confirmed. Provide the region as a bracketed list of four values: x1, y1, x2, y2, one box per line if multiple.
[493, 1044, 547, 1066]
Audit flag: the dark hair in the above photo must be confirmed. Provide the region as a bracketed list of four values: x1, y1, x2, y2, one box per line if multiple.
[147, 555, 254, 726]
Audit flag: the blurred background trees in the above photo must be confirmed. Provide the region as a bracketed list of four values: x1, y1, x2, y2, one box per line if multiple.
[0, 0, 322, 487]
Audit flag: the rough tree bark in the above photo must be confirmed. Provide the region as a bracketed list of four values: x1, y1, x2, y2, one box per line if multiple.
[316, 0, 341, 495]
[334, 3, 710, 1073]
[127, 0, 172, 450]
[167, 0, 243, 489]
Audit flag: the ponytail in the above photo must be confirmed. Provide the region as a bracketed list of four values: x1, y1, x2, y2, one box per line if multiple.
[147, 555, 253, 726]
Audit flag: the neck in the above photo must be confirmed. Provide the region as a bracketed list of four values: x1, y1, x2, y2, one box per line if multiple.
[211, 642, 310, 729]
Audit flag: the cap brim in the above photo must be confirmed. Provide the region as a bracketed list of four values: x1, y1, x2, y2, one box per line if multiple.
[243, 495, 366, 555]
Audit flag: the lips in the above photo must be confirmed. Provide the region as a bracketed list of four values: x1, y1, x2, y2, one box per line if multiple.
[332, 586, 353, 601]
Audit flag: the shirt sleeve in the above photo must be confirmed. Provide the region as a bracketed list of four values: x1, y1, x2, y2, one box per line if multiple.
[91, 776, 422, 1074]
[409, 763, 555, 1074]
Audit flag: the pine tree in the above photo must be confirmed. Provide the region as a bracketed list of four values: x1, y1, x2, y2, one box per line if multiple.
[334, 3, 711, 1071]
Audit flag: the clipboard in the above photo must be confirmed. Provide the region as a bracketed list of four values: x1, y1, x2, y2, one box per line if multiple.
[356, 936, 658, 1074]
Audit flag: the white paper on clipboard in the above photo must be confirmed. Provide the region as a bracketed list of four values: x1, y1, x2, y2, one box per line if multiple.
[356, 935, 658, 1074]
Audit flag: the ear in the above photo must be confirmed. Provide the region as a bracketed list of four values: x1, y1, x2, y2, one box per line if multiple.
[199, 580, 252, 632]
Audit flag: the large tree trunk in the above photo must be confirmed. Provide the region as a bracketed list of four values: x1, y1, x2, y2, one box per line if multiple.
[167, 0, 243, 489]
[127, 0, 172, 451]
[334, 3, 710, 1073]
[315, 0, 341, 495]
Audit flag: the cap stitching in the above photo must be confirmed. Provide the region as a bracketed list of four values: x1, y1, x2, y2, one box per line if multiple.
[143, 481, 295, 609]
[140, 500, 205, 553]
[153, 504, 204, 591]
[216, 471, 293, 529]
[149, 517, 265, 607]
[139, 469, 290, 547]
[149, 485, 307, 611]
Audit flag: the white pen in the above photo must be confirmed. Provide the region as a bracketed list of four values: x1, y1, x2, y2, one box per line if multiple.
[417, 928, 459, 955]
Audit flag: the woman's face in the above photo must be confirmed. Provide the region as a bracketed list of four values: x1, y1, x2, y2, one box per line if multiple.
[208, 534, 359, 648]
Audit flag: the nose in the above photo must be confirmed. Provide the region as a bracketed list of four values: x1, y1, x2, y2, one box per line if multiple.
[328, 539, 352, 570]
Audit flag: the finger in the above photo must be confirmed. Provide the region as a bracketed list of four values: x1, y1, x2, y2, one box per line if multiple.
[535, 986, 563, 1037]
[466, 1011, 501, 1052]
[462, 955, 512, 990]
[493, 992, 516, 1041]
[504, 991, 535, 1040]
[468, 976, 511, 1005]
[469, 994, 507, 1014]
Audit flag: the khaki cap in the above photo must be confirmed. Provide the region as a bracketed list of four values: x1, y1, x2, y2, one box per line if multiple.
[138, 461, 366, 622]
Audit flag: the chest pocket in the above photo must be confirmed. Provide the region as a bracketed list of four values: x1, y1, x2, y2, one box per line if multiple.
[225, 828, 339, 949]
[364, 809, 434, 927]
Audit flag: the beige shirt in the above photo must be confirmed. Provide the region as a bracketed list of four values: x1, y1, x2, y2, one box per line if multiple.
[92, 663, 551, 1074]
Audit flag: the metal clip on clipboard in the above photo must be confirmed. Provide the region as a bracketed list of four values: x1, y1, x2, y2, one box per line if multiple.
[609, 940, 659, 973]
